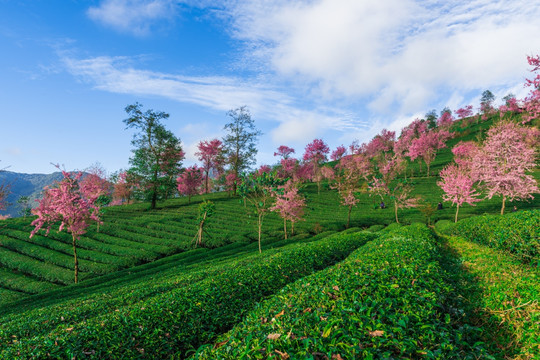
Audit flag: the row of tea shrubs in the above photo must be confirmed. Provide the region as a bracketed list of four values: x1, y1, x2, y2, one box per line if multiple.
[436, 209, 539, 267]
[194, 224, 489, 359]
[0, 230, 373, 359]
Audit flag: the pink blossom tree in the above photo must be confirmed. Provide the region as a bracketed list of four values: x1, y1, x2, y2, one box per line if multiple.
[437, 164, 481, 222]
[437, 111, 454, 129]
[452, 141, 479, 172]
[303, 139, 330, 194]
[330, 145, 347, 161]
[278, 157, 298, 179]
[522, 54, 540, 124]
[30, 169, 101, 283]
[225, 171, 238, 197]
[407, 130, 451, 177]
[80, 164, 111, 232]
[271, 179, 306, 239]
[177, 165, 204, 203]
[454, 105, 474, 121]
[255, 165, 272, 177]
[274, 145, 295, 159]
[112, 170, 137, 205]
[472, 121, 539, 214]
[196, 139, 225, 194]
[331, 155, 371, 228]
[369, 155, 417, 224]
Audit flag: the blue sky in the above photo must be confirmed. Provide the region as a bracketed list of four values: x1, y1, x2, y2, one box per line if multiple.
[1, 0, 540, 174]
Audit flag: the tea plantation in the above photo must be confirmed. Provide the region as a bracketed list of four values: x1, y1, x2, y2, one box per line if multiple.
[0, 116, 539, 359]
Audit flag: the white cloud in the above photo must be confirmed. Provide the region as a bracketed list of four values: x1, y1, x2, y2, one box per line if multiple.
[87, 0, 178, 36]
[224, 0, 540, 115]
[61, 55, 368, 144]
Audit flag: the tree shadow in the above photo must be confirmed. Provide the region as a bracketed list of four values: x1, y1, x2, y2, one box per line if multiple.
[436, 236, 520, 359]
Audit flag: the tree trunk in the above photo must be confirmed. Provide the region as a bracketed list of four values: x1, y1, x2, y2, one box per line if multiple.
[455, 204, 460, 223]
[501, 196, 506, 215]
[283, 218, 287, 240]
[205, 171, 209, 194]
[258, 213, 263, 253]
[347, 206, 352, 229]
[72, 234, 79, 284]
[394, 200, 399, 224]
[317, 180, 321, 195]
[291, 221, 295, 236]
[426, 162, 430, 177]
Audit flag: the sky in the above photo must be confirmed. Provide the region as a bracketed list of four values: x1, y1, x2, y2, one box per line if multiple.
[1, 0, 540, 174]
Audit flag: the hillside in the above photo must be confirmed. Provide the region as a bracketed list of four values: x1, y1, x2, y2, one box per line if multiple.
[0, 171, 63, 218]
[0, 115, 538, 359]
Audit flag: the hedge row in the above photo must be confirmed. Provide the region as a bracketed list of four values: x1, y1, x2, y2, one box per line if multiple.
[442, 210, 539, 266]
[0, 230, 376, 359]
[195, 224, 488, 359]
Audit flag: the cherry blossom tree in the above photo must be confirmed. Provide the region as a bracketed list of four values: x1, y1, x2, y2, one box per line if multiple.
[274, 145, 295, 159]
[407, 130, 451, 176]
[364, 129, 395, 161]
[177, 165, 204, 203]
[454, 105, 474, 120]
[303, 139, 330, 194]
[330, 145, 347, 161]
[437, 111, 454, 129]
[438, 164, 481, 222]
[271, 179, 306, 239]
[225, 171, 239, 197]
[80, 164, 111, 232]
[196, 139, 225, 194]
[332, 155, 370, 228]
[472, 121, 539, 214]
[112, 170, 137, 205]
[452, 141, 479, 172]
[31, 169, 101, 283]
[278, 158, 298, 179]
[255, 165, 272, 177]
[522, 54, 540, 124]
[369, 155, 417, 224]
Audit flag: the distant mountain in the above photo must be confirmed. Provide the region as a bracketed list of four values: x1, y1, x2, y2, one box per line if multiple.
[0, 171, 63, 218]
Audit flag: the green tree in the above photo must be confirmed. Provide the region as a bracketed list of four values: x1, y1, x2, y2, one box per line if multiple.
[17, 195, 31, 217]
[123, 103, 184, 209]
[223, 106, 262, 194]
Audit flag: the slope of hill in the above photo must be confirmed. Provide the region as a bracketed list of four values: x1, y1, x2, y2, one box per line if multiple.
[0, 114, 538, 358]
[0, 171, 63, 218]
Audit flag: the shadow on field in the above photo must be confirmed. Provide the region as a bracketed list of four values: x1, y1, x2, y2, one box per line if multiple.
[436, 236, 519, 359]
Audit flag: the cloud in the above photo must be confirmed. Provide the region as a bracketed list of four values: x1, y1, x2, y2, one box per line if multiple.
[87, 0, 178, 36]
[224, 0, 540, 115]
[61, 55, 368, 144]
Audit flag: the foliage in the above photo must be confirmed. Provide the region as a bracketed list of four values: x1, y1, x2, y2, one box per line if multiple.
[123, 102, 185, 209]
[223, 106, 261, 193]
[438, 164, 481, 222]
[271, 180, 306, 239]
[522, 54, 540, 124]
[194, 200, 215, 247]
[177, 165, 204, 203]
[330, 145, 346, 161]
[407, 129, 451, 176]
[239, 171, 285, 252]
[195, 139, 225, 193]
[472, 121, 538, 214]
[30, 169, 101, 283]
[0, 231, 374, 359]
[444, 209, 540, 267]
[196, 224, 488, 359]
